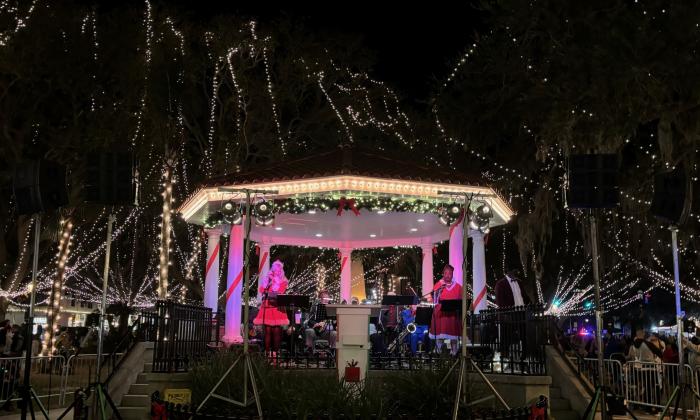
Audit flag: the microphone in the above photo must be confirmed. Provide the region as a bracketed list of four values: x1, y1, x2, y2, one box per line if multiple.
[408, 286, 418, 296]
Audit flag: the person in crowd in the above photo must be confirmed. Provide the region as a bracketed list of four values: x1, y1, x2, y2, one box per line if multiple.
[681, 327, 700, 392]
[627, 327, 663, 414]
[662, 336, 679, 393]
[7, 325, 24, 357]
[254, 260, 289, 357]
[429, 265, 462, 356]
[604, 333, 625, 361]
[0, 320, 10, 354]
[304, 290, 337, 354]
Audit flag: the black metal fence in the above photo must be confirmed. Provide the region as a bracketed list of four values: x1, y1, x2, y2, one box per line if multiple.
[470, 304, 553, 375]
[151, 300, 215, 372]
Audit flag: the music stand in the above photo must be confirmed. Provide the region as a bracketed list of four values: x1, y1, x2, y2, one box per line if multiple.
[276, 295, 310, 358]
[439, 299, 467, 314]
[415, 307, 433, 326]
[276, 295, 310, 310]
[380, 295, 419, 306]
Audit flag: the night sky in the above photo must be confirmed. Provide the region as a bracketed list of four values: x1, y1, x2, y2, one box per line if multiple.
[163, 1, 486, 101]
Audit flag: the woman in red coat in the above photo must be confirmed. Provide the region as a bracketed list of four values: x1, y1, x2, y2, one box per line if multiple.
[254, 260, 289, 355]
[429, 264, 462, 356]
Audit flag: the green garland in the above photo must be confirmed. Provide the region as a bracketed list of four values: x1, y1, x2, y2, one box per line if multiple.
[203, 196, 455, 228]
[274, 196, 446, 214]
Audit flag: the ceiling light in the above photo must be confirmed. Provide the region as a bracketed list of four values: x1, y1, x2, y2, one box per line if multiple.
[410, 228, 418, 232]
[308, 209, 317, 214]
[275, 227, 283, 231]
[417, 218, 425, 223]
[369, 234, 377, 238]
[315, 233, 323, 237]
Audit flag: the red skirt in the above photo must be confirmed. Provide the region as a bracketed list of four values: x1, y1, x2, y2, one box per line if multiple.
[429, 305, 462, 340]
[253, 300, 289, 326]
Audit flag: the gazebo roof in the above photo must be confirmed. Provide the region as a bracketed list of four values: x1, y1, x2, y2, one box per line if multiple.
[203, 147, 482, 187]
[178, 148, 514, 248]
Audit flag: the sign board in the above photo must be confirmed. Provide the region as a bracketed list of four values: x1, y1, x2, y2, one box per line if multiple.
[164, 388, 191, 405]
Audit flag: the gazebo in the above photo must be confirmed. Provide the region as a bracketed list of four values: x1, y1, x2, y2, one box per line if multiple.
[178, 148, 514, 343]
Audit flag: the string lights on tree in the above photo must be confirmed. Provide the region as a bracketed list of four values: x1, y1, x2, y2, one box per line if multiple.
[44, 218, 73, 356]
[158, 160, 176, 299]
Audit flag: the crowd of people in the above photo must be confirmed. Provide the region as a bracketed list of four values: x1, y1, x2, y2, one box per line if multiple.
[557, 324, 700, 414]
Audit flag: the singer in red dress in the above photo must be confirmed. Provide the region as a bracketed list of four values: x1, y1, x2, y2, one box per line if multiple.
[254, 260, 289, 355]
[429, 264, 462, 355]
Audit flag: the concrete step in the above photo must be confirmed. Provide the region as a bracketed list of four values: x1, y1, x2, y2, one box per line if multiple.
[144, 362, 153, 372]
[128, 383, 151, 395]
[145, 371, 189, 382]
[127, 382, 179, 397]
[136, 372, 148, 383]
[117, 406, 150, 420]
[550, 386, 562, 398]
[550, 397, 571, 411]
[121, 394, 151, 408]
[550, 409, 580, 420]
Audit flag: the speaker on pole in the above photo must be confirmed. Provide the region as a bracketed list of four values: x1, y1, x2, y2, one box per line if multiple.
[650, 164, 692, 226]
[566, 154, 619, 209]
[13, 160, 69, 215]
[83, 152, 136, 205]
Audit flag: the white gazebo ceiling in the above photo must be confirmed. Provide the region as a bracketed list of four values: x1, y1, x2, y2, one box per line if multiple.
[250, 211, 447, 249]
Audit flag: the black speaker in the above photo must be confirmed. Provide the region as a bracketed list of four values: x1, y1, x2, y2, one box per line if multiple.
[650, 164, 692, 226]
[13, 160, 69, 215]
[567, 154, 619, 208]
[84, 152, 135, 205]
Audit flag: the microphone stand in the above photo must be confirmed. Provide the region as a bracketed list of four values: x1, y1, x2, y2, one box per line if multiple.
[430, 285, 445, 356]
[262, 279, 271, 358]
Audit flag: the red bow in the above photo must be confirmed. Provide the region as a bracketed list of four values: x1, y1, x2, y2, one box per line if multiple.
[337, 197, 360, 216]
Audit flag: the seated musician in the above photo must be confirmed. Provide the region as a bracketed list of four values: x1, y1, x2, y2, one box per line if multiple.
[380, 292, 400, 346]
[401, 305, 429, 355]
[304, 290, 337, 353]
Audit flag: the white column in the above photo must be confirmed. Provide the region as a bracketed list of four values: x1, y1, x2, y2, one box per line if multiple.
[224, 223, 244, 343]
[449, 219, 464, 285]
[421, 245, 434, 296]
[470, 230, 487, 313]
[257, 243, 271, 301]
[203, 227, 222, 313]
[339, 248, 353, 303]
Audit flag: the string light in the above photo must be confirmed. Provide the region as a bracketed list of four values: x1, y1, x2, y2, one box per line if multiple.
[159, 164, 175, 298]
[261, 37, 286, 156]
[0, 0, 38, 46]
[44, 219, 73, 355]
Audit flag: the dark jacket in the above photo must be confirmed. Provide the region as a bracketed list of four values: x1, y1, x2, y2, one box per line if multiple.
[495, 277, 530, 308]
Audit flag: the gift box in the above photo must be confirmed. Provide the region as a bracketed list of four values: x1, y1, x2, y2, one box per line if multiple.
[345, 359, 360, 382]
